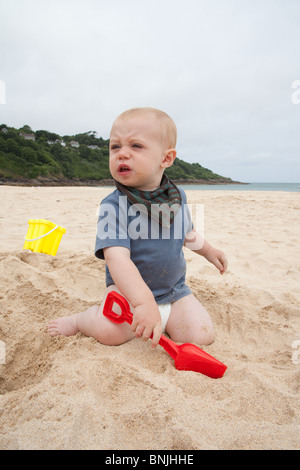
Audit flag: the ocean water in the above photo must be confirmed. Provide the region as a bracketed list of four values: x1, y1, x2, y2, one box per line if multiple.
[179, 182, 300, 192]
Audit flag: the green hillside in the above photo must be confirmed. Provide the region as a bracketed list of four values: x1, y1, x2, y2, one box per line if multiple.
[0, 124, 233, 185]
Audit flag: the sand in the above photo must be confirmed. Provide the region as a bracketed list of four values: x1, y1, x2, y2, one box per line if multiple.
[0, 185, 299, 450]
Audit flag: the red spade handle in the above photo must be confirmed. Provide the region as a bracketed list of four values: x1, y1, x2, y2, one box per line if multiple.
[103, 291, 133, 324]
[103, 291, 179, 359]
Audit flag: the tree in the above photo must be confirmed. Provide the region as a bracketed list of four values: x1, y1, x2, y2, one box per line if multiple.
[19, 125, 33, 133]
[21, 147, 37, 163]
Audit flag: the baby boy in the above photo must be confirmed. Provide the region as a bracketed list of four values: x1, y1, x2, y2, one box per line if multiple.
[47, 107, 227, 347]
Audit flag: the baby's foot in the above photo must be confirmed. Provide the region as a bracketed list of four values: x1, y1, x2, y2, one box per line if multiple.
[47, 313, 79, 337]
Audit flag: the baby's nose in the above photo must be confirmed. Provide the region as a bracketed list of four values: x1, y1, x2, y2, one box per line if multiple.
[118, 147, 130, 158]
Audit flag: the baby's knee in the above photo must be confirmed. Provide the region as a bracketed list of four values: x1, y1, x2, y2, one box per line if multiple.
[94, 321, 134, 346]
[199, 326, 215, 346]
[98, 329, 126, 346]
[192, 320, 214, 346]
[169, 322, 214, 346]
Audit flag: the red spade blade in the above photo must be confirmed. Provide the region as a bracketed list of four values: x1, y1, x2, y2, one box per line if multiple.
[158, 334, 227, 378]
[173, 343, 227, 378]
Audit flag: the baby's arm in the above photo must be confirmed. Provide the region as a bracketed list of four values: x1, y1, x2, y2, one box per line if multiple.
[184, 229, 228, 274]
[103, 246, 162, 346]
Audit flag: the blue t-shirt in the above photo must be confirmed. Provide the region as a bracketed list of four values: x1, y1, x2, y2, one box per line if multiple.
[95, 187, 193, 303]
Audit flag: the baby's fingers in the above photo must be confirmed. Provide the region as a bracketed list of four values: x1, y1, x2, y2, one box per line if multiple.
[219, 253, 228, 274]
[141, 322, 160, 343]
[134, 324, 145, 338]
[150, 323, 162, 348]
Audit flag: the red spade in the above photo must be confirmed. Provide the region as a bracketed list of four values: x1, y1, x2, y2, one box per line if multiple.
[103, 291, 227, 379]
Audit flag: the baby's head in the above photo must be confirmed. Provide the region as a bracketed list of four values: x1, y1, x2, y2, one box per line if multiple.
[109, 107, 177, 190]
[110, 107, 177, 150]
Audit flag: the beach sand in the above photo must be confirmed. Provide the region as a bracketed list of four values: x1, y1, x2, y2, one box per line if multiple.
[0, 186, 299, 450]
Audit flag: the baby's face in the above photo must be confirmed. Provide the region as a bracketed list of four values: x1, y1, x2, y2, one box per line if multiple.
[109, 116, 169, 190]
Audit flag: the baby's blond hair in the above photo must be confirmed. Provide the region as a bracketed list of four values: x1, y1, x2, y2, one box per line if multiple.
[112, 107, 177, 148]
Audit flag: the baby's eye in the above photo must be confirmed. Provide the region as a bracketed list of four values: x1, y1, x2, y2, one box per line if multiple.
[132, 143, 142, 148]
[110, 144, 120, 150]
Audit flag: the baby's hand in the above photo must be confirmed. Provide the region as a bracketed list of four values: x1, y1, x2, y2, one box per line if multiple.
[204, 246, 228, 274]
[131, 302, 162, 347]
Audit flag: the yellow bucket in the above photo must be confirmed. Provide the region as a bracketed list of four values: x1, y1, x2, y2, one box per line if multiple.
[23, 219, 66, 256]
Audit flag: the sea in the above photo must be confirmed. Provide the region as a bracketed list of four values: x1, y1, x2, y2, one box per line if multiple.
[179, 182, 300, 192]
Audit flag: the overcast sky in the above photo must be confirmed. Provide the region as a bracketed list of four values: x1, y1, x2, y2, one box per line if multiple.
[1, 0, 300, 182]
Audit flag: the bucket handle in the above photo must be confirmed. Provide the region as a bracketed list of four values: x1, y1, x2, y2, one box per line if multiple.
[25, 225, 58, 242]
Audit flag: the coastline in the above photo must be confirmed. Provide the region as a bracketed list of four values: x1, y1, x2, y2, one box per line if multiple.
[0, 177, 246, 187]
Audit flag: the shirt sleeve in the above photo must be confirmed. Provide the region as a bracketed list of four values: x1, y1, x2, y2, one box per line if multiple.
[95, 192, 130, 260]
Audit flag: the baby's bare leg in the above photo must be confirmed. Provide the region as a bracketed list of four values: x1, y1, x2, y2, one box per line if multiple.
[47, 285, 134, 345]
[47, 306, 97, 337]
[166, 294, 214, 345]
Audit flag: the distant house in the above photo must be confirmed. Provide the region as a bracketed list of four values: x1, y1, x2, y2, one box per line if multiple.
[56, 139, 66, 147]
[47, 139, 65, 146]
[70, 140, 79, 148]
[87, 145, 99, 150]
[1, 127, 8, 133]
[19, 132, 35, 141]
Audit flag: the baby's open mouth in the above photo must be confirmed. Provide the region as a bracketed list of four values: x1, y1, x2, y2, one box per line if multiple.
[119, 165, 131, 172]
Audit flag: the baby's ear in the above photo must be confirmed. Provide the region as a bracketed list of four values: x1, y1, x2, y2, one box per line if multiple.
[161, 148, 176, 168]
